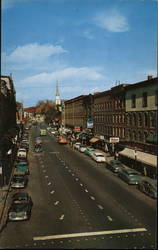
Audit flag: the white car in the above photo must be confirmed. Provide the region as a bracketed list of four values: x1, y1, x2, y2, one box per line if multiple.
[79, 145, 87, 153]
[17, 148, 27, 158]
[91, 152, 106, 162]
[74, 142, 81, 150]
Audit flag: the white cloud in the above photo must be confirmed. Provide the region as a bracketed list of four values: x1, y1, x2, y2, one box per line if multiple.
[5, 43, 68, 64]
[94, 10, 129, 32]
[19, 66, 106, 86]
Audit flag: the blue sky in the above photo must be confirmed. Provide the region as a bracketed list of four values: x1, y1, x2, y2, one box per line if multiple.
[2, 0, 158, 107]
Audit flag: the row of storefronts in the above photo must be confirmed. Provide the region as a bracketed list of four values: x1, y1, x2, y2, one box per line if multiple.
[62, 76, 158, 178]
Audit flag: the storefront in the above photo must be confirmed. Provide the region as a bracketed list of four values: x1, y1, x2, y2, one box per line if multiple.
[118, 147, 157, 178]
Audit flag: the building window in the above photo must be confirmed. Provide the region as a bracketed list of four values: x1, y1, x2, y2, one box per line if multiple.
[138, 131, 142, 141]
[144, 113, 148, 127]
[133, 113, 137, 126]
[138, 113, 142, 126]
[155, 90, 158, 106]
[142, 92, 147, 107]
[150, 113, 155, 127]
[131, 94, 136, 108]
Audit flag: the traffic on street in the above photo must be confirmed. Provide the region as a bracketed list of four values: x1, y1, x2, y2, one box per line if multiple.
[0, 122, 157, 249]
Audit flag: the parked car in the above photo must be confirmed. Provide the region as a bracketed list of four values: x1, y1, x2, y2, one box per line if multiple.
[15, 162, 30, 175]
[8, 192, 33, 221]
[11, 174, 28, 189]
[74, 142, 81, 150]
[20, 142, 29, 151]
[137, 178, 157, 199]
[91, 152, 106, 163]
[118, 168, 142, 185]
[106, 160, 125, 173]
[58, 136, 68, 144]
[78, 145, 87, 153]
[84, 147, 95, 157]
[17, 148, 27, 158]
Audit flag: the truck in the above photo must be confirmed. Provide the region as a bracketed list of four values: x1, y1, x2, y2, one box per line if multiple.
[40, 129, 47, 136]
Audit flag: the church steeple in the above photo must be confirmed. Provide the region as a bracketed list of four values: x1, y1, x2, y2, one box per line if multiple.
[55, 81, 61, 105]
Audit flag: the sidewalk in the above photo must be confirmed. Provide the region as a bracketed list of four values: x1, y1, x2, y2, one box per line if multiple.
[0, 185, 9, 232]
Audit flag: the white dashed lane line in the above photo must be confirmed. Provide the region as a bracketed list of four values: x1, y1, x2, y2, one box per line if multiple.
[59, 214, 65, 220]
[54, 201, 60, 205]
[85, 189, 88, 193]
[48, 182, 51, 185]
[80, 183, 83, 186]
[75, 178, 79, 181]
[97, 205, 104, 210]
[107, 216, 113, 221]
[45, 176, 48, 178]
[90, 196, 95, 200]
[50, 190, 55, 194]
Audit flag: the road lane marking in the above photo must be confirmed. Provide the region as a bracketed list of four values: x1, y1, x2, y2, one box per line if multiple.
[48, 182, 51, 185]
[50, 190, 55, 194]
[54, 201, 60, 205]
[59, 214, 65, 220]
[97, 205, 104, 210]
[80, 183, 83, 186]
[33, 228, 147, 241]
[75, 178, 79, 181]
[85, 189, 88, 193]
[45, 176, 48, 178]
[107, 216, 113, 221]
[72, 173, 74, 176]
[90, 196, 95, 200]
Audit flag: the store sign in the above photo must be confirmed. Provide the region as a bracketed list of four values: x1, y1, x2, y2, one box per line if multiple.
[109, 137, 119, 143]
[87, 120, 93, 128]
[73, 126, 81, 132]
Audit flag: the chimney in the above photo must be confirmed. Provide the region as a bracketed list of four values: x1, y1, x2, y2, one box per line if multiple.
[147, 75, 153, 80]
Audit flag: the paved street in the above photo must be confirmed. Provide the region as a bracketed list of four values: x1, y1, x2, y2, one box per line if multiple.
[0, 126, 157, 249]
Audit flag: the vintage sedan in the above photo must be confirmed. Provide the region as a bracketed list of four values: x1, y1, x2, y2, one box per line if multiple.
[8, 192, 33, 221]
[118, 168, 142, 185]
[78, 145, 87, 153]
[15, 163, 30, 175]
[106, 160, 125, 173]
[137, 178, 157, 199]
[74, 142, 81, 150]
[84, 147, 95, 157]
[91, 152, 106, 163]
[11, 174, 28, 189]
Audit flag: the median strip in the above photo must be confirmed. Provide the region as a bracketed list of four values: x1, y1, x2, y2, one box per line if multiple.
[33, 228, 147, 241]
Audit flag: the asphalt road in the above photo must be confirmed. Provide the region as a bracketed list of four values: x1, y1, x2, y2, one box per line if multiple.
[0, 125, 157, 249]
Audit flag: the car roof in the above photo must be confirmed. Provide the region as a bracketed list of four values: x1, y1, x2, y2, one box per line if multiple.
[12, 192, 29, 199]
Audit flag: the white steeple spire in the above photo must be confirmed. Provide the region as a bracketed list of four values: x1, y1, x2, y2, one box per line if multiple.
[55, 80, 61, 105]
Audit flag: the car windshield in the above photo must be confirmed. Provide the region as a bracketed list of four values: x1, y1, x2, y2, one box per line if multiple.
[11, 203, 28, 212]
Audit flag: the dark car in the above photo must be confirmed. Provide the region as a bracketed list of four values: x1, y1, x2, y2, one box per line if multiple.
[106, 160, 125, 173]
[8, 192, 33, 221]
[118, 168, 142, 185]
[137, 178, 157, 199]
[11, 174, 28, 189]
[34, 144, 43, 153]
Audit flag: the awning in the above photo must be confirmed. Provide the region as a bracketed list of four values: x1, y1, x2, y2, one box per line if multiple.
[89, 137, 99, 143]
[119, 148, 157, 167]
